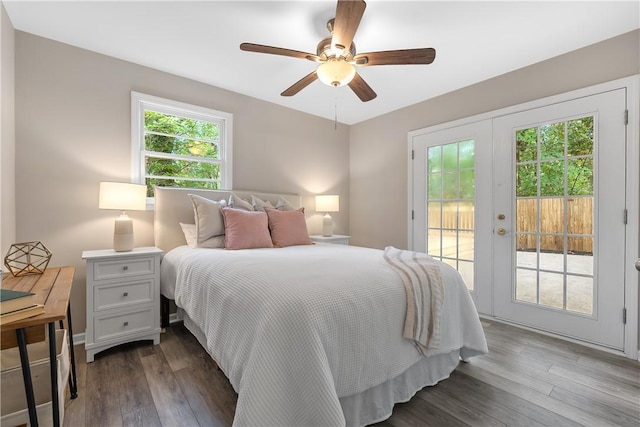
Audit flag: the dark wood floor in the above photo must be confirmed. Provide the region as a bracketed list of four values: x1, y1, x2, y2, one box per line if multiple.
[62, 320, 639, 426]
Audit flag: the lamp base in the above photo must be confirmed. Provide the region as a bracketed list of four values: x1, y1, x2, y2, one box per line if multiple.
[322, 213, 333, 237]
[113, 214, 134, 252]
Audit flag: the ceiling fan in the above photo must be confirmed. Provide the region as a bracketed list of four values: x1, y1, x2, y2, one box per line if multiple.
[240, 0, 436, 102]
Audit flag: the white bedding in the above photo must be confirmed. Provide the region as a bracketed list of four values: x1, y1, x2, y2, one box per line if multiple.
[162, 243, 488, 426]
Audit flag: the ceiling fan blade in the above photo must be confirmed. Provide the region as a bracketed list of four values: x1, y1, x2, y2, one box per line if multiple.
[348, 72, 377, 102]
[240, 43, 320, 62]
[354, 48, 436, 66]
[281, 71, 319, 97]
[332, 0, 366, 52]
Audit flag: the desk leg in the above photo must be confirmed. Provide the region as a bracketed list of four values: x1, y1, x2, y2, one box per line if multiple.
[66, 304, 78, 398]
[16, 328, 39, 427]
[48, 322, 60, 427]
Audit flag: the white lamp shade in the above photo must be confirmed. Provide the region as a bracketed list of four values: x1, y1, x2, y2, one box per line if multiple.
[99, 182, 147, 211]
[315, 195, 340, 213]
[316, 60, 356, 87]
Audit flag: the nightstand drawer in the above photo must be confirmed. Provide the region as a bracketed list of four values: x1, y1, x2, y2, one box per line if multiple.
[93, 256, 155, 281]
[94, 308, 154, 343]
[93, 280, 154, 311]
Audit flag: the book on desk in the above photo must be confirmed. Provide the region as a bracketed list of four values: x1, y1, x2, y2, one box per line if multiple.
[0, 304, 45, 325]
[1, 289, 36, 314]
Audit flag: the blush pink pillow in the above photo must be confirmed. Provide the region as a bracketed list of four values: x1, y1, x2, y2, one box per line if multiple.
[265, 208, 313, 248]
[221, 208, 273, 250]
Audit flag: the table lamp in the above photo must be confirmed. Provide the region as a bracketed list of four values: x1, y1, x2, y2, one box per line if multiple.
[99, 182, 147, 252]
[315, 195, 339, 237]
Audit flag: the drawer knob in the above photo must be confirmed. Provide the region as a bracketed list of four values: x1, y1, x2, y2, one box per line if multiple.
[123, 321, 129, 327]
[123, 266, 129, 271]
[123, 292, 129, 297]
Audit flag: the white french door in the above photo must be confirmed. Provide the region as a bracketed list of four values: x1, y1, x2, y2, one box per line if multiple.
[493, 89, 627, 350]
[410, 86, 630, 352]
[411, 120, 493, 313]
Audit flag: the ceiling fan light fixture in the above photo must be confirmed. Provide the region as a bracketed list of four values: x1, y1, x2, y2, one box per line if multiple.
[317, 59, 356, 87]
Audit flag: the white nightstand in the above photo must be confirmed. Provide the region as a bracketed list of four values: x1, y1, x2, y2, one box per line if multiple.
[82, 247, 163, 362]
[310, 235, 351, 245]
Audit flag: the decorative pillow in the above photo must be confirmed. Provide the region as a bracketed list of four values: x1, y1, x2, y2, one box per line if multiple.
[179, 223, 197, 246]
[179, 223, 225, 248]
[265, 208, 313, 248]
[221, 207, 273, 250]
[275, 196, 296, 211]
[228, 193, 254, 211]
[251, 195, 275, 211]
[188, 194, 227, 248]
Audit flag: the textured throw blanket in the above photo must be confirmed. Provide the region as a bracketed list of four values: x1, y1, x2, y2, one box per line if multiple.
[383, 246, 445, 353]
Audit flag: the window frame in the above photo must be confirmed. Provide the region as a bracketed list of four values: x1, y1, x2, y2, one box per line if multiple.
[131, 91, 233, 206]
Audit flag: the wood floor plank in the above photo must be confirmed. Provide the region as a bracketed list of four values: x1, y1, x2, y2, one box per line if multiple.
[549, 363, 640, 404]
[158, 324, 202, 372]
[140, 350, 200, 426]
[445, 370, 552, 427]
[457, 361, 616, 426]
[115, 348, 155, 416]
[121, 404, 162, 427]
[417, 385, 506, 426]
[84, 350, 125, 427]
[389, 398, 470, 427]
[550, 385, 640, 426]
[577, 354, 640, 383]
[175, 365, 232, 427]
[63, 345, 86, 427]
[466, 356, 555, 395]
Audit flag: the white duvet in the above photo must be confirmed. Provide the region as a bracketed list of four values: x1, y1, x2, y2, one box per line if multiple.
[164, 243, 488, 426]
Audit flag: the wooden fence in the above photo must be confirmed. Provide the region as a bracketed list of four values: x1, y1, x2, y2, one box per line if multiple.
[516, 197, 593, 254]
[428, 198, 593, 254]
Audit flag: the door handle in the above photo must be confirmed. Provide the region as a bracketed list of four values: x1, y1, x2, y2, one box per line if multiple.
[497, 228, 506, 235]
[635, 259, 640, 272]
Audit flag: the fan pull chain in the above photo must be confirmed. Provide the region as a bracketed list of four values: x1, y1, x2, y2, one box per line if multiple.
[334, 95, 338, 130]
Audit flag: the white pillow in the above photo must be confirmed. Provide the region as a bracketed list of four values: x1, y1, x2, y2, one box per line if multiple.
[275, 196, 296, 211]
[228, 193, 254, 211]
[188, 194, 227, 247]
[179, 223, 225, 248]
[251, 195, 275, 211]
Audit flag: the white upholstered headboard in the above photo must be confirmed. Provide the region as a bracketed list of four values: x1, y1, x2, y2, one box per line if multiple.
[153, 186, 302, 253]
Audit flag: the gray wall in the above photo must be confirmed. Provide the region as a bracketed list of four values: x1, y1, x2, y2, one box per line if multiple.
[1, 3, 15, 260]
[349, 29, 639, 250]
[14, 31, 350, 332]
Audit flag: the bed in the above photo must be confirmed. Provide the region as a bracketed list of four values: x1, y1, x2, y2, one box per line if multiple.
[154, 186, 488, 426]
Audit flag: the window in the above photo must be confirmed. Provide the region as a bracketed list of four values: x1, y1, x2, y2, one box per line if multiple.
[131, 92, 232, 200]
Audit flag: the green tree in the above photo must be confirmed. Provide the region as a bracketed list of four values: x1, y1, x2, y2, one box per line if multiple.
[515, 116, 593, 198]
[144, 111, 221, 196]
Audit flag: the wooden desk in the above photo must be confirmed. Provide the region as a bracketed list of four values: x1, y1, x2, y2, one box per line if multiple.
[1, 267, 78, 427]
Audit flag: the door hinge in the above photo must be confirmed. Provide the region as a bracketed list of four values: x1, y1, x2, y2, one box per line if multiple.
[624, 109, 629, 125]
[411, 150, 415, 160]
[624, 208, 628, 225]
[623, 307, 627, 324]
[411, 210, 415, 220]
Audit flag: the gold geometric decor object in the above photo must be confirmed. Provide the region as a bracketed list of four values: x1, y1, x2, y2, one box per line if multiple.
[3, 241, 52, 277]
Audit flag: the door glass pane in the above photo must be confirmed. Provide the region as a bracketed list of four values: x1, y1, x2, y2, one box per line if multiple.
[428, 146, 442, 173]
[540, 198, 564, 234]
[516, 268, 537, 303]
[566, 275, 593, 314]
[514, 115, 594, 315]
[540, 122, 565, 159]
[426, 140, 475, 291]
[539, 272, 564, 309]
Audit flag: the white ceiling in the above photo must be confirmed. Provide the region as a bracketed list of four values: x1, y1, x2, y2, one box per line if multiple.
[4, 1, 639, 124]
